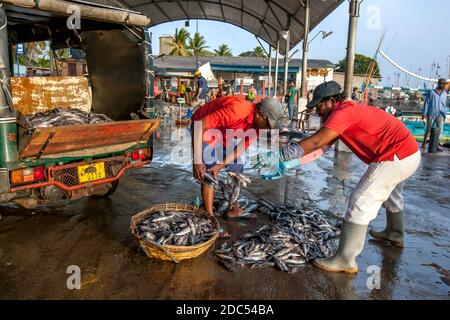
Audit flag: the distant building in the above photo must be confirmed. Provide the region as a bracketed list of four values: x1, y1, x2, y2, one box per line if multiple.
[159, 35, 173, 55]
[57, 58, 88, 76]
[153, 55, 335, 94]
[333, 71, 381, 91]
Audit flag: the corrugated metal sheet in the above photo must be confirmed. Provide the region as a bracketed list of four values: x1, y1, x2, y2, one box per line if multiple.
[10, 76, 92, 115]
[84, 0, 344, 51]
[154, 56, 335, 70]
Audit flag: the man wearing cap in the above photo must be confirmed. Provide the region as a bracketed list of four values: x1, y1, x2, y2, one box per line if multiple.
[421, 78, 448, 150]
[191, 96, 284, 220]
[256, 81, 421, 273]
[192, 71, 208, 108]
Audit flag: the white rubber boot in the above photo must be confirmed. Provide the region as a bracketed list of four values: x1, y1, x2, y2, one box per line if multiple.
[369, 210, 404, 247]
[313, 221, 367, 274]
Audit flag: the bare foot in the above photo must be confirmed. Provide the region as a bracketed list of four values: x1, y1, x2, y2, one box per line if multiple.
[226, 205, 245, 218]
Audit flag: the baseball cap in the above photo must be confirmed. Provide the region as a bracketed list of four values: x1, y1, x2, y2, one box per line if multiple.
[258, 97, 284, 129]
[307, 81, 342, 109]
[194, 70, 201, 76]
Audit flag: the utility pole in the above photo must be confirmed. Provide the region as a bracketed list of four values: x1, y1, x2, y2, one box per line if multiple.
[344, 0, 362, 98]
[268, 46, 272, 96]
[447, 55, 450, 78]
[300, 0, 311, 99]
[274, 39, 279, 97]
[281, 31, 290, 97]
[195, 20, 199, 70]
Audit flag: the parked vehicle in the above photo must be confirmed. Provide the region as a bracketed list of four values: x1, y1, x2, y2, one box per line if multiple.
[0, 0, 158, 208]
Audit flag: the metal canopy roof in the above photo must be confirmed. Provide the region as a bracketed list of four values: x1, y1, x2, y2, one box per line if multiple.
[155, 55, 335, 69]
[86, 0, 344, 52]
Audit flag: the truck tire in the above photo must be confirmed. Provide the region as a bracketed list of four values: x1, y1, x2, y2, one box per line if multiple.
[93, 180, 119, 198]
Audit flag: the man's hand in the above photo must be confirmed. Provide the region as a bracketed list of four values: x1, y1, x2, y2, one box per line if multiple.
[253, 151, 280, 170]
[261, 158, 301, 180]
[208, 163, 227, 178]
[193, 163, 206, 181]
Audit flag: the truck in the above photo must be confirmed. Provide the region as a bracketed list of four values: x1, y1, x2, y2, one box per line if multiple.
[0, 0, 159, 208]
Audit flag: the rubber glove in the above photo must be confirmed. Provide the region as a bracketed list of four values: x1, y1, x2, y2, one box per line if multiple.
[261, 145, 330, 180]
[261, 158, 301, 180]
[252, 150, 280, 170]
[253, 142, 304, 170]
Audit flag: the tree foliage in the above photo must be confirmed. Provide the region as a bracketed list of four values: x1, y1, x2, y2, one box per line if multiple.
[14, 41, 51, 68]
[239, 46, 266, 58]
[187, 32, 210, 57]
[337, 53, 381, 77]
[169, 28, 191, 56]
[214, 44, 232, 56]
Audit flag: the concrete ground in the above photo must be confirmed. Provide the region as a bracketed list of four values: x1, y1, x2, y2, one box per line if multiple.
[0, 120, 449, 300]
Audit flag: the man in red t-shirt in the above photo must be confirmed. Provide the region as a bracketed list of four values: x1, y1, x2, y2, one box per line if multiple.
[192, 96, 284, 220]
[257, 81, 421, 273]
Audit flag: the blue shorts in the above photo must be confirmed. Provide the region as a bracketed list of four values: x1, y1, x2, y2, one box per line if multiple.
[202, 142, 244, 173]
[190, 121, 243, 173]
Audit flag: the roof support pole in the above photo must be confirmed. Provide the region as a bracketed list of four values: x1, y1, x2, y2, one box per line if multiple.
[0, 4, 13, 114]
[344, 0, 362, 98]
[274, 39, 279, 97]
[0, 4, 19, 170]
[268, 46, 272, 97]
[143, 28, 155, 118]
[300, 0, 310, 98]
[283, 31, 290, 97]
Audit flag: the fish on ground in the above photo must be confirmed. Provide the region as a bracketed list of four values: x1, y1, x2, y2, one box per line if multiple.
[214, 198, 341, 273]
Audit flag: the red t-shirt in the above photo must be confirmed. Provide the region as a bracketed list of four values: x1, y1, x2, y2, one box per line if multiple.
[191, 96, 257, 148]
[323, 100, 418, 164]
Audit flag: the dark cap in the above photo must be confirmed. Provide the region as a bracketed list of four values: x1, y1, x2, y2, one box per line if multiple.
[306, 81, 342, 109]
[438, 78, 447, 84]
[258, 97, 284, 129]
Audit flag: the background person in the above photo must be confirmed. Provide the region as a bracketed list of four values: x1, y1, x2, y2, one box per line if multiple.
[421, 78, 448, 150]
[192, 70, 208, 108]
[191, 96, 284, 220]
[256, 81, 421, 274]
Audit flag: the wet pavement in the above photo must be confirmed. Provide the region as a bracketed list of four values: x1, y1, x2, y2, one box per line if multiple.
[0, 120, 449, 300]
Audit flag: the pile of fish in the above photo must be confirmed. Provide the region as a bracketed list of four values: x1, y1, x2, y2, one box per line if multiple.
[215, 199, 341, 273]
[20, 108, 112, 132]
[135, 211, 218, 246]
[211, 172, 254, 216]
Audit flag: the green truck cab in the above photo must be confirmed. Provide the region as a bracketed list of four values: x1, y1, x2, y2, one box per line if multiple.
[0, 1, 159, 208]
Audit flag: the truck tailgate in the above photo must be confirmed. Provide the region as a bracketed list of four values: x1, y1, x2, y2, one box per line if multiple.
[20, 119, 160, 159]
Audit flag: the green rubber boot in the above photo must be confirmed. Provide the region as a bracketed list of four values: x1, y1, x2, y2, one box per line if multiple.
[369, 210, 404, 247]
[313, 221, 367, 274]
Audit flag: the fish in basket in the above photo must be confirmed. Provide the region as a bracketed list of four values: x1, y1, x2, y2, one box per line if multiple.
[130, 203, 220, 263]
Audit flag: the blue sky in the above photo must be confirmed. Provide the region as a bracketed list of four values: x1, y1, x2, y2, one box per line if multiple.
[149, 0, 450, 87]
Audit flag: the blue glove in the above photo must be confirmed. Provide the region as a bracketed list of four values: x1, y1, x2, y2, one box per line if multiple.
[261, 158, 301, 180]
[252, 150, 280, 170]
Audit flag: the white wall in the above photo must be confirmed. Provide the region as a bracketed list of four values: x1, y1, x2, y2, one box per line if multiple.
[296, 68, 334, 90]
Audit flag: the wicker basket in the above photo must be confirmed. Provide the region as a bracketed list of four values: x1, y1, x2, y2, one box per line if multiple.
[130, 203, 219, 263]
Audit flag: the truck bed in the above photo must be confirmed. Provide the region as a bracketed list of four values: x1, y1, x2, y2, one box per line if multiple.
[19, 119, 160, 159]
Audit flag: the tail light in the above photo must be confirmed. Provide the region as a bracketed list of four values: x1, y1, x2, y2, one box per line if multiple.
[131, 148, 150, 161]
[34, 166, 45, 180]
[10, 166, 45, 185]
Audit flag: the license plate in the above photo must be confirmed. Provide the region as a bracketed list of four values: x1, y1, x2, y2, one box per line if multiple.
[78, 162, 106, 183]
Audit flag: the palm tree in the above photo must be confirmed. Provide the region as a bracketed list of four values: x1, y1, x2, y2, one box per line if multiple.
[169, 28, 190, 56]
[188, 32, 209, 57]
[239, 46, 266, 58]
[214, 44, 232, 57]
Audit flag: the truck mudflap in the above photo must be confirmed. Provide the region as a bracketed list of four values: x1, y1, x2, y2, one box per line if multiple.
[19, 119, 160, 159]
[9, 155, 149, 192]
